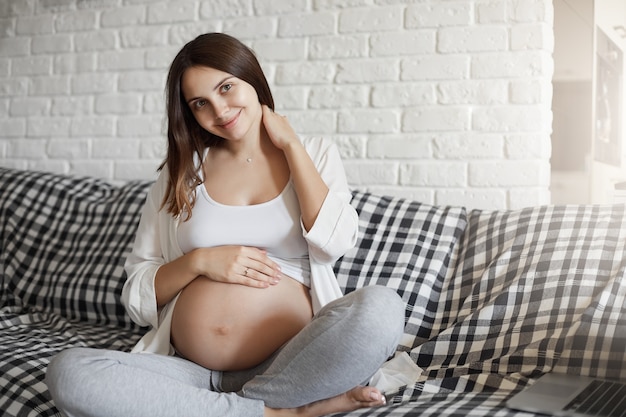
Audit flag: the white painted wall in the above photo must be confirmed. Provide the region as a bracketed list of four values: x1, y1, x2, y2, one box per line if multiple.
[590, 0, 626, 203]
[0, 0, 554, 210]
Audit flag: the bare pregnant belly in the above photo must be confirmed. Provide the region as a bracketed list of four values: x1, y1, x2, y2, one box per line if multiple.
[171, 276, 313, 371]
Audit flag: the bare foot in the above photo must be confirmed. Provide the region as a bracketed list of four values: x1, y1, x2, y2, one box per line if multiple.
[265, 386, 386, 417]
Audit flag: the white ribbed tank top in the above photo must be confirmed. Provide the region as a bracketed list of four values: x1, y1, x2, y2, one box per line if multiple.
[177, 180, 311, 287]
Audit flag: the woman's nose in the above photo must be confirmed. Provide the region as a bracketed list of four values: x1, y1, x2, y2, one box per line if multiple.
[212, 99, 229, 119]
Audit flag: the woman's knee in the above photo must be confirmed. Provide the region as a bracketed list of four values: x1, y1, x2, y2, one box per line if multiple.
[353, 285, 405, 319]
[46, 348, 106, 412]
[47, 347, 85, 386]
[46, 348, 80, 411]
[350, 286, 406, 347]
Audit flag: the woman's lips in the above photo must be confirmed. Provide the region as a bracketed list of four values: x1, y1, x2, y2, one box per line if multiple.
[218, 110, 241, 129]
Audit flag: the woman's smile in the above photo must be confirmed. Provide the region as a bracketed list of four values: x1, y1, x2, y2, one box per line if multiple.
[217, 109, 242, 130]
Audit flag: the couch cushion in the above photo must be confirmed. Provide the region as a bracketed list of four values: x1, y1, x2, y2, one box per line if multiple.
[334, 191, 468, 351]
[403, 204, 626, 399]
[0, 168, 152, 328]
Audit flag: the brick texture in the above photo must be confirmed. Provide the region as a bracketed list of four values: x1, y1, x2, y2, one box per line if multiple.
[0, 0, 554, 209]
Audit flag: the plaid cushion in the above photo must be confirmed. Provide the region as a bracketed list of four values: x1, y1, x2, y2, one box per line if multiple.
[334, 192, 467, 351]
[0, 168, 148, 416]
[412, 205, 626, 384]
[0, 167, 152, 327]
[336, 203, 626, 415]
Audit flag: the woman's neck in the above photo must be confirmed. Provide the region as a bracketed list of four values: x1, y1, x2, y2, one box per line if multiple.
[213, 131, 279, 165]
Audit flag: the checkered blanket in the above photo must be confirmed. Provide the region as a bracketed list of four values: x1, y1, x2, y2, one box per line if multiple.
[1, 167, 625, 416]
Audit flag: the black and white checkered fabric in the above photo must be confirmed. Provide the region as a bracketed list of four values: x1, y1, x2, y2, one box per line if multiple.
[2, 168, 625, 416]
[334, 198, 626, 416]
[334, 192, 467, 352]
[0, 168, 147, 416]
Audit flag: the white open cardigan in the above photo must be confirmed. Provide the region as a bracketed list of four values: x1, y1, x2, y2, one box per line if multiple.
[122, 137, 359, 355]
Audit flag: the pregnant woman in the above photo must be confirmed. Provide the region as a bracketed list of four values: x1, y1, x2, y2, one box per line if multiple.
[46, 32, 405, 417]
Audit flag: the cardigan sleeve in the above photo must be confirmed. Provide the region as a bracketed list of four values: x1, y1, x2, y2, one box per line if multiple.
[121, 172, 168, 329]
[301, 137, 359, 265]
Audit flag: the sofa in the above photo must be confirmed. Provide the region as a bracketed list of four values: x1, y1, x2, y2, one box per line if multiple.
[1, 166, 625, 417]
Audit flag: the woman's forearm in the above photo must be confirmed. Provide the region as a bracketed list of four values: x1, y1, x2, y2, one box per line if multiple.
[282, 140, 328, 232]
[154, 251, 201, 308]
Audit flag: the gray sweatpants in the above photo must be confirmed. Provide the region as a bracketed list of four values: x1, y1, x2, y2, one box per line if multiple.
[46, 285, 405, 417]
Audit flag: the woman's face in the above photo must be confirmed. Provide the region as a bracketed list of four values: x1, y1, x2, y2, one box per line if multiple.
[181, 66, 262, 142]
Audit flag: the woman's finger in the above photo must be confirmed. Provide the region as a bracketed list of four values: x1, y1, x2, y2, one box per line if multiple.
[240, 258, 281, 286]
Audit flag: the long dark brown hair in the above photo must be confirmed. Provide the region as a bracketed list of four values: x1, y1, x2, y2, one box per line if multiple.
[161, 32, 275, 219]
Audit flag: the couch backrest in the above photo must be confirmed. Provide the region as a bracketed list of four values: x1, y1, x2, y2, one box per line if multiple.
[443, 204, 626, 382]
[334, 191, 468, 351]
[0, 168, 470, 339]
[336, 191, 626, 385]
[0, 168, 152, 328]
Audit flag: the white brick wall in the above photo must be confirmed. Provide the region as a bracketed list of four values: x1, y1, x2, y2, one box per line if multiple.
[0, 0, 554, 210]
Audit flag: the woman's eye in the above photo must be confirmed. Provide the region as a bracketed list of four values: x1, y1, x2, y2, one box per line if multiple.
[194, 99, 206, 109]
[221, 83, 232, 93]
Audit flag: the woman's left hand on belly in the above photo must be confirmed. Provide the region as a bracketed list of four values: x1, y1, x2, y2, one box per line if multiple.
[189, 245, 282, 288]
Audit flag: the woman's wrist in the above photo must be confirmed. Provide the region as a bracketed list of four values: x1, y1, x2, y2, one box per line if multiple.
[281, 137, 303, 154]
[188, 248, 209, 278]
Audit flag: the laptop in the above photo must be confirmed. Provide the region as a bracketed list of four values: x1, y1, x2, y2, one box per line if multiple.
[507, 373, 626, 416]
